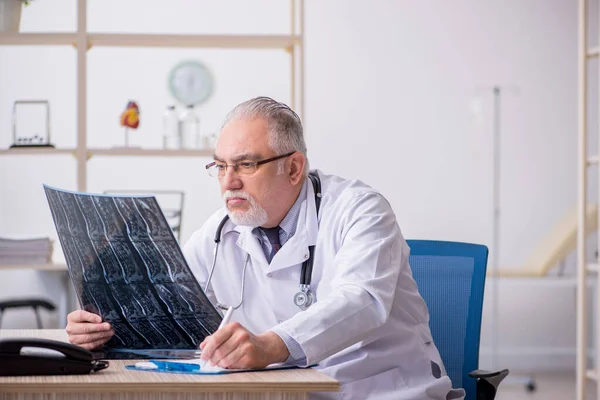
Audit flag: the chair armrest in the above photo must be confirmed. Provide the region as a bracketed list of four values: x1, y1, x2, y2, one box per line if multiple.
[469, 369, 510, 400]
[469, 369, 509, 379]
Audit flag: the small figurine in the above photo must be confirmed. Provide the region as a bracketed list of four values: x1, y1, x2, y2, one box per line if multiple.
[119, 101, 140, 147]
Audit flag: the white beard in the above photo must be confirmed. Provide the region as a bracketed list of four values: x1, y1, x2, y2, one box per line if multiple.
[223, 190, 268, 228]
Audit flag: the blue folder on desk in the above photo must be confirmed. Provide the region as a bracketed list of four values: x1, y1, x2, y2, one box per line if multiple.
[126, 359, 312, 375]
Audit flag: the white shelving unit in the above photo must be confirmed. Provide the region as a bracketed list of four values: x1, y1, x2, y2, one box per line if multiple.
[87, 148, 214, 158]
[0, 264, 67, 272]
[0, 0, 305, 270]
[0, 148, 76, 155]
[0, 33, 301, 48]
[577, 0, 600, 399]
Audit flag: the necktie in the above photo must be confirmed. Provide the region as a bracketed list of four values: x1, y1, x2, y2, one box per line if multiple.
[262, 226, 281, 262]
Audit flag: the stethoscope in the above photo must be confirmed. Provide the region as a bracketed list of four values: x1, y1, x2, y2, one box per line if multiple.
[204, 171, 322, 313]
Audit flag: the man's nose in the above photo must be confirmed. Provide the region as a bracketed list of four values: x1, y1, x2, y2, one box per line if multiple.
[220, 166, 243, 191]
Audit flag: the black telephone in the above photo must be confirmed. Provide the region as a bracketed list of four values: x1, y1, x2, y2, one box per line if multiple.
[0, 338, 109, 376]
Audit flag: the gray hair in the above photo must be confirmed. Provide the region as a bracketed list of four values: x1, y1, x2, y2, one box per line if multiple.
[222, 97, 308, 174]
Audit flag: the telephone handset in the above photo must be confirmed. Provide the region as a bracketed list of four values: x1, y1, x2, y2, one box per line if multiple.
[0, 338, 109, 376]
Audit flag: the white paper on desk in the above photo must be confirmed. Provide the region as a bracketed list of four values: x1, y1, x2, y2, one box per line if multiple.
[129, 359, 303, 375]
[173, 359, 291, 372]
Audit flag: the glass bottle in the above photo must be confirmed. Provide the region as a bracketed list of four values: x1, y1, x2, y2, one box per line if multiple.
[178, 105, 200, 150]
[162, 105, 178, 149]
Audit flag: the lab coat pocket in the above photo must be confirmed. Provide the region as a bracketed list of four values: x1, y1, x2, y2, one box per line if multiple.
[339, 367, 407, 400]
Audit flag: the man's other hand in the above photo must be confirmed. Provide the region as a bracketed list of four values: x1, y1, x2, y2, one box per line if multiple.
[65, 310, 114, 350]
[199, 322, 289, 369]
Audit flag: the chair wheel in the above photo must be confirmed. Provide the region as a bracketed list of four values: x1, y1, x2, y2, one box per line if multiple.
[526, 381, 536, 392]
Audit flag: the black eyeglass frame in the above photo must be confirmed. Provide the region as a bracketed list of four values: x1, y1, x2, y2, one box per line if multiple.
[205, 151, 296, 177]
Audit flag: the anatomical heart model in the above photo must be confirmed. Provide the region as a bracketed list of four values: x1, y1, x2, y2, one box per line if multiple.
[119, 101, 140, 147]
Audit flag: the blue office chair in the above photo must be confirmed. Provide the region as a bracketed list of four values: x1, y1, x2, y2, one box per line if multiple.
[407, 240, 509, 400]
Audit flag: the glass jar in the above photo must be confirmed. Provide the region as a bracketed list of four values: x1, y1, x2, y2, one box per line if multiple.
[178, 105, 200, 149]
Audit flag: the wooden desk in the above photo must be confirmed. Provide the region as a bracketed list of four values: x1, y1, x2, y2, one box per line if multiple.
[0, 330, 339, 400]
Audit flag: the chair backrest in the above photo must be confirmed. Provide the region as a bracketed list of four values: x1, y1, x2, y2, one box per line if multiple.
[407, 240, 488, 400]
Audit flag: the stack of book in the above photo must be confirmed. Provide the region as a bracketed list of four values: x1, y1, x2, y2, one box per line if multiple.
[0, 237, 53, 265]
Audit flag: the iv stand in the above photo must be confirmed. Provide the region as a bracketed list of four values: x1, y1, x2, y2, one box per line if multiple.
[491, 86, 501, 372]
[490, 86, 536, 392]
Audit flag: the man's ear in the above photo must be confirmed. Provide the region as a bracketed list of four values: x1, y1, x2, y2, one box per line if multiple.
[288, 152, 306, 185]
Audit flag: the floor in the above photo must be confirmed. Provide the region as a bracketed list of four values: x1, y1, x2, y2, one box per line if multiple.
[495, 371, 595, 400]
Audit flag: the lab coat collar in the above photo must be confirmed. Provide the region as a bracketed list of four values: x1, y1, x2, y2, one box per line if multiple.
[304, 170, 320, 246]
[216, 218, 268, 265]
[268, 173, 320, 273]
[234, 226, 269, 266]
[233, 226, 306, 272]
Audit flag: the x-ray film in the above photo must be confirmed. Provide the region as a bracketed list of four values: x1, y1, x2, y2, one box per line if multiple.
[44, 185, 222, 350]
[93, 348, 201, 360]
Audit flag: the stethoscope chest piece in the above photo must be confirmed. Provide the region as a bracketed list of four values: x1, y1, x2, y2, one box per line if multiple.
[293, 284, 315, 311]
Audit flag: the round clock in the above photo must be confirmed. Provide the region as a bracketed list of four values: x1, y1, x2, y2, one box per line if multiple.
[168, 60, 214, 106]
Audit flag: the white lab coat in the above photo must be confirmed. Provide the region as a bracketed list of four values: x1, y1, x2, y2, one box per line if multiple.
[183, 170, 464, 400]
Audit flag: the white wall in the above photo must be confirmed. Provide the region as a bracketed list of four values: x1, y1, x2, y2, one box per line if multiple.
[304, 0, 581, 372]
[0, 0, 583, 372]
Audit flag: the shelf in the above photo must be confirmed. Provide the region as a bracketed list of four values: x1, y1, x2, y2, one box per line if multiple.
[88, 33, 301, 49]
[587, 47, 600, 58]
[0, 147, 213, 157]
[0, 263, 67, 272]
[0, 147, 76, 156]
[88, 148, 214, 158]
[0, 33, 301, 49]
[0, 33, 77, 46]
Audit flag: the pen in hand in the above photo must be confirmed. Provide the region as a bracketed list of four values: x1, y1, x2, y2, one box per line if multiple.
[199, 306, 234, 368]
[218, 306, 234, 331]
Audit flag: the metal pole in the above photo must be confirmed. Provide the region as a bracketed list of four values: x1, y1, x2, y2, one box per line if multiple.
[299, 0, 305, 124]
[290, 0, 296, 110]
[76, 0, 87, 192]
[491, 86, 501, 371]
[576, 0, 588, 398]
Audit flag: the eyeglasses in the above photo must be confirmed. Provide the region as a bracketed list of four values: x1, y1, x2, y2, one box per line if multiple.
[205, 152, 295, 178]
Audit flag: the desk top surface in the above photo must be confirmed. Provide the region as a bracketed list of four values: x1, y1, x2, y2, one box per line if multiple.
[0, 330, 339, 394]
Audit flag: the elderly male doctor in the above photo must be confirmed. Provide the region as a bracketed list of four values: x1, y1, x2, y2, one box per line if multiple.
[66, 97, 464, 400]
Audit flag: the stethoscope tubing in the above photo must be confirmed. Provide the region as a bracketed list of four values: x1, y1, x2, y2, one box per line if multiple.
[203, 172, 321, 311]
